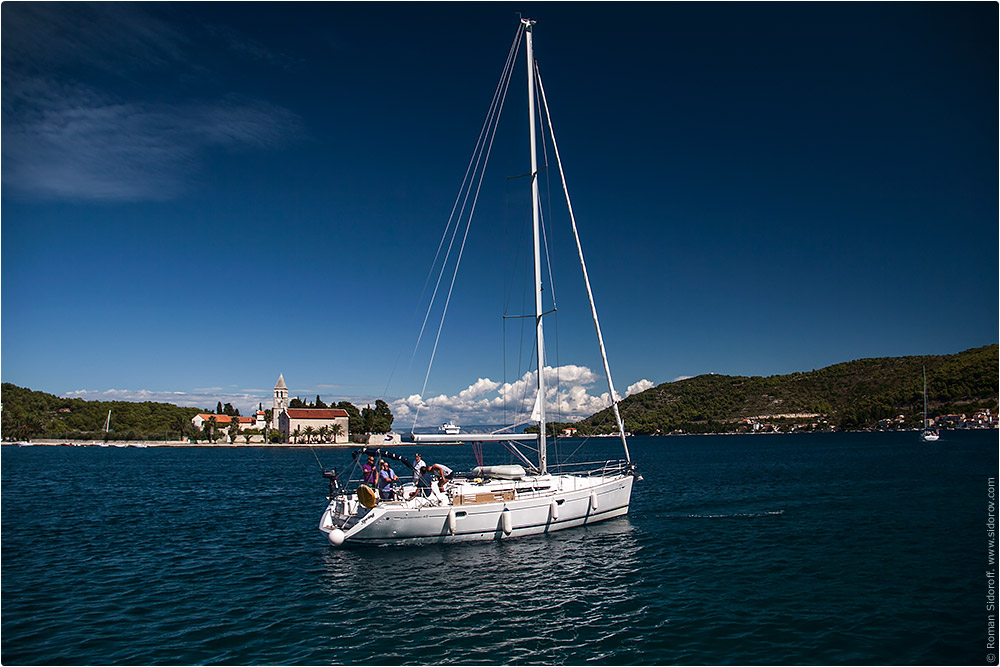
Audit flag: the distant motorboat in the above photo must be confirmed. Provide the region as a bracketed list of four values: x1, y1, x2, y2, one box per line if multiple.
[439, 421, 461, 435]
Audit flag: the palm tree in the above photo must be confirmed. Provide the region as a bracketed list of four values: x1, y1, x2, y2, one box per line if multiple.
[292, 426, 302, 443]
[330, 423, 343, 443]
[303, 425, 316, 443]
[318, 425, 330, 443]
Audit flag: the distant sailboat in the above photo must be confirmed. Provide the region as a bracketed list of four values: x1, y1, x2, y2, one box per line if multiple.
[920, 366, 940, 442]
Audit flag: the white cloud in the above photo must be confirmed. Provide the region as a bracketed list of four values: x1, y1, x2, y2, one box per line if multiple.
[60, 366, 645, 433]
[626, 379, 655, 396]
[387, 364, 625, 428]
[672, 375, 694, 382]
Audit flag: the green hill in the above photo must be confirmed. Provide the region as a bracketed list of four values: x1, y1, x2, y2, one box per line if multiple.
[1, 383, 203, 442]
[568, 344, 998, 435]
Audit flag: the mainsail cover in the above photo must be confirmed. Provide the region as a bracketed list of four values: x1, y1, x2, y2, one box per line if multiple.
[350, 447, 417, 471]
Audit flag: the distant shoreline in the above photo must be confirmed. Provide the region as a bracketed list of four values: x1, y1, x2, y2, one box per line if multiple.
[4, 428, 995, 448]
[2, 439, 463, 448]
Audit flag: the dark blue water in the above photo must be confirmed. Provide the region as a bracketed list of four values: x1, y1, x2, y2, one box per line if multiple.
[2, 431, 996, 665]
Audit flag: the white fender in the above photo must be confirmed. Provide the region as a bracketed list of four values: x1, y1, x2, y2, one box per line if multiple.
[328, 528, 345, 547]
[589, 492, 598, 512]
[501, 508, 512, 535]
[550, 500, 559, 521]
[429, 484, 448, 506]
[448, 509, 457, 534]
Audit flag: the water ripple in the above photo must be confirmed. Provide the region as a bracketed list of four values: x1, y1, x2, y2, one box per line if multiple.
[2, 433, 995, 664]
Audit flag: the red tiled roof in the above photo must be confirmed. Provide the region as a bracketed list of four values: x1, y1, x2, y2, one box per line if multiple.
[286, 408, 349, 419]
[196, 414, 254, 425]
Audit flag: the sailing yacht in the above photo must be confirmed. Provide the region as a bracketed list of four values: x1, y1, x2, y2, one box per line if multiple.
[920, 366, 940, 442]
[318, 19, 637, 546]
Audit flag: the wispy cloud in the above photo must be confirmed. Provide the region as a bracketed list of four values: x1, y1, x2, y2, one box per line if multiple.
[64, 388, 268, 415]
[203, 23, 301, 70]
[1, 3, 302, 201]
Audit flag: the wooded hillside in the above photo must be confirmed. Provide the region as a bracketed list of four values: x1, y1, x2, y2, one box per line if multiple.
[569, 344, 998, 435]
[1, 384, 203, 441]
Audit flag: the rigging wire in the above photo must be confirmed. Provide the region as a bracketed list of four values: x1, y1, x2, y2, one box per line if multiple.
[536, 80, 563, 459]
[412, 25, 524, 430]
[382, 27, 525, 403]
[307, 444, 325, 470]
[535, 61, 632, 463]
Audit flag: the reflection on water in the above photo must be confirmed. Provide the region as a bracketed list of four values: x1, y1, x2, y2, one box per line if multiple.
[316, 519, 643, 664]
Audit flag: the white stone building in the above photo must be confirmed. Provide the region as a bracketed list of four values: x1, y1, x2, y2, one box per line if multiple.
[271, 374, 350, 444]
[279, 408, 350, 443]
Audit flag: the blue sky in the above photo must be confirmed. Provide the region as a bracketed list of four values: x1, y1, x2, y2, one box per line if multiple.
[2, 2, 996, 425]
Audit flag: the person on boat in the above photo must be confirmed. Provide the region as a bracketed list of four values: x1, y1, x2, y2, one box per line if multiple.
[409, 453, 430, 498]
[412, 453, 426, 483]
[362, 456, 377, 487]
[378, 461, 399, 500]
[427, 463, 454, 492]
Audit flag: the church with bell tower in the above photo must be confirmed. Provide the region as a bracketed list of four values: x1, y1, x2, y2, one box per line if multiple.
[269, 373, 350, 444]
[272, 374, 289, 430]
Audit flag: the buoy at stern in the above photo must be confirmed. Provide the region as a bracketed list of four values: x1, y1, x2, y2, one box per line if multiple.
[328, 528, 346, 547]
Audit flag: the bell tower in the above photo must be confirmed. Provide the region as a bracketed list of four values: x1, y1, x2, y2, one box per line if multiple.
[272, 374, 288, 430]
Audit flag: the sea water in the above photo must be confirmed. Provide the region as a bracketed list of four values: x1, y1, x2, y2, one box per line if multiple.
[2, 431, 996, 665]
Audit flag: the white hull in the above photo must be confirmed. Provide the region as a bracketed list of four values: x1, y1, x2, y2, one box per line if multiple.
[921, 430, 940, 442]
[320, 473, 633, 546]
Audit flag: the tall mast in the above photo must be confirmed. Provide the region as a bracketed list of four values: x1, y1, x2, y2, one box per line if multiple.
[523, 18, 546, 475]
[923, 366, 928, 429]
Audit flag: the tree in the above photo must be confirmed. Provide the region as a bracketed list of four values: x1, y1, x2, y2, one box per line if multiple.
[337, 402, 363, 437]
[292, 426, 302, 443]
[290, 397, 306, 409]
[243, 430, 254, 445]
[303, 425, 316, 443]
[206, 416, 218, 443]
[372, 399, 394, 434]
[223, 403, 239, 417]
[216, 401, 223, 415]
[362, 404, 375, 434]
[330, 423, 343, 443]
[228, 418, 241, 443]
[315, 395, 328, 409]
